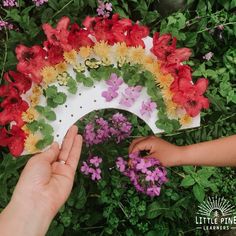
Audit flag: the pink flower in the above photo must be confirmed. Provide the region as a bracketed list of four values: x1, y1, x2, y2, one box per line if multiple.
[90, 156, 103, 167]
[102, 87, 118, 102]
[106, 73, 123, 90]
[97, 0, 112, 18]
[116, 157, 127, 172]
[81, 162, 90, 175]
[140, 99, 157, 117]
[119, 86, 142, 107]
[90, 168, 102, 181]
[124, 86, 142, 99]
[203, 52, 214, 61]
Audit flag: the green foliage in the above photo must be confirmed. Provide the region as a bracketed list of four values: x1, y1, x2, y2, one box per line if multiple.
[0, 0, 236, 235]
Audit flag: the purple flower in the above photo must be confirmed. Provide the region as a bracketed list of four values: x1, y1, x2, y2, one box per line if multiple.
[90, 168, 102, 181]
[203, 52, 214, 61]
[97, 0, 112, 18]
[83, 118, 110, 146]
[116, 157, 127, 172]
[146, 186, 161, 197]
[3, 0, 18, 7]
[106, 73, 123, 90]
[81, 162, 90, 175]
[116, 153, 168, 197]
[0, 20, 13, 31]
[140, 99, 157, 117]
[102, 87, 118, 102]
[125, 86, 142, 99]
[119, 95, 135, 107]
[105, 2, 112, 11]
[110, 113, 132, 143]
[120, 86, 142, 107]
[90, 156, 102, 167]
[32, 0, 48, 6]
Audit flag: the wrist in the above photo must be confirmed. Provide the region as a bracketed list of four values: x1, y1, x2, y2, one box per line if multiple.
[175, 146, 189, 166]
[0, 196, 54, 236]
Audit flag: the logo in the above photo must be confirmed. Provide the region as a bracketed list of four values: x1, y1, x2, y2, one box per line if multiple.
[195, 196, 236, 231]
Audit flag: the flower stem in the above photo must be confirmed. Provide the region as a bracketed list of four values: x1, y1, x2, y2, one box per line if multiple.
[51, 0, 74, 19]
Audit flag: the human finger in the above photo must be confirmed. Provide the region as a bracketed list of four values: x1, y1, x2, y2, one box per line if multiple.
[128, 137, 147, 153]
[58, 125, 78, 162]
[130, 138, 155, 154]
[66, 135, 83, 172]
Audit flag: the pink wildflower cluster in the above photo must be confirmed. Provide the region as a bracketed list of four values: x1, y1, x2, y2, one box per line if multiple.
[116, 153, 168, 197]
[0, 20, 13, 30]
[84, 113, 132, 146]
[81, 156, 102, 181]
[32, 0, 48, 6]
[2, 0, 18, 7]
[97, 0, 112, 18]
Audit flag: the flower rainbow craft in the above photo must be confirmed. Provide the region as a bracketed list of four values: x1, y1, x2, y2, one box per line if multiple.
[0, 13, 209, 158]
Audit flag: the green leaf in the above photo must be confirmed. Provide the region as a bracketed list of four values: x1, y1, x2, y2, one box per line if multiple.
[36, 135, 54, 150]
[67, 78, 78, 94]
[146, 202, 165, 219]
[75, 185, 87, 209]
[45, 85, 58, 98]
[183, 166, 195, 174]
[53, 92, 67, 105]
[83, 77, 94, 87]
[27, 121, 39, 133]
[193, 184, 205, 202]
[180, 175, 195, 187]
[44, 110, 56, 121]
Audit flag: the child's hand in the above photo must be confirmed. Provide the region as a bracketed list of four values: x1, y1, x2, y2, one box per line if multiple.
[129, 136, 183, 167]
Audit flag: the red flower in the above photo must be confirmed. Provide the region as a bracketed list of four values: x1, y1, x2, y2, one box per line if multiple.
[4, 71, 32, 94]
[0, 94, 28, 126]
[167, 48, 191, 65]
[125, 24, 149, 48]
[83, 14, 149, 47]
[68, 23, 94, 51]
[44, 41, 64, 65]
[172, 78, 209, 117]
[170, 65, 192, 92]
[151, 33, 176, 60]
[15, 44, 48, 83]
[42, 16, 72, 51]
[112, 17, 132, 42]
[0, 126, 26, 157]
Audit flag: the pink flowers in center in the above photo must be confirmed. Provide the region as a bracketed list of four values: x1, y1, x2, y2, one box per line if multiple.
[116, 153, 168, 197]
[81, 156, 102, 181]
[83, 112, 132, 146]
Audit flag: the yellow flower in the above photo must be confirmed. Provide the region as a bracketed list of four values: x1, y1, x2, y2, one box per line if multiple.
[24, 133, 41, 154]
[57, 72, 69, 86]
[32, 85, 42, 96]
[41, 66, 58, 85]
[22, 107, 39, 123]
[128, 46, 145, 64]
[55, 62, 68, 74]
[115, 42, 128, 58]
[180, 114, 192, 126]
[156, 74, 174, 88]
[21, 125, 30, 135]
[93, 41, 110, 59]
[79, 46, 92, 58]
[64, 49, 77, 65]
[73, 63, 86, 73]
[29, 94, 40, 107]
[162, 89, 173, 101]
[166, 100, 178, 118]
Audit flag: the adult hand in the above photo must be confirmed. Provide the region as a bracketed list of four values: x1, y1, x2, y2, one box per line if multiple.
[129, 136, 183, 167]
[0, 125, 82, 236]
